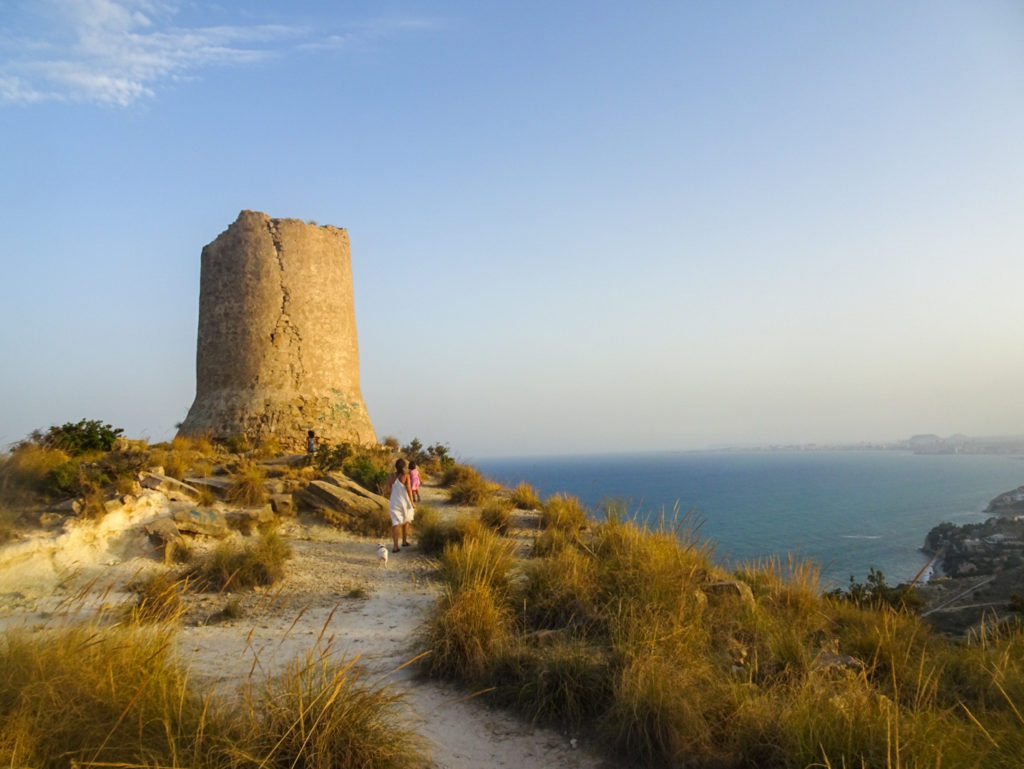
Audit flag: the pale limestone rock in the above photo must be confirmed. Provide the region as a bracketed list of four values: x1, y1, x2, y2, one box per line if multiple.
[179, 210, 375, 450]
[301, 479, 387, 517]
[270, 493, 295, 517]
[185, 476, 233, 499]
[140, 472, 201, 501]
[173, 508, 229, 537]
[705, 580, 757, 611]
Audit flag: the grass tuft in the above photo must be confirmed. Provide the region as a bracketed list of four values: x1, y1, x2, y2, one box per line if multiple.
[421, 582, 512, 683]
[225, 461, 268, 506]
[247, 646, 428, 769]
[479, 497, 514, 534]
[541, 493, 588, 532]
[509, 481, 542, 510]
[447, 465, 493, 506]
[0, 621, 225, 769]
[189, 530, 292, 591]
[125, 570, 188, 624]
[415, 506, 484, 556]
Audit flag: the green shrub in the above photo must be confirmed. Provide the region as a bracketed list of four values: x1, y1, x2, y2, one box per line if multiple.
[44, 459, 81, 495]
[224, 433, 251, 454]
[36, 418, 123, 456]
[0, 506, 18, 543]
[490, 641, 613, 729]
[826, 566, 924, 611]
[313, 441, 354, 472]
[343, 451, 391, 494]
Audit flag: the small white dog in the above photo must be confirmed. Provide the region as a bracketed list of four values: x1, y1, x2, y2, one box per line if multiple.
[377, 543, 389, 568]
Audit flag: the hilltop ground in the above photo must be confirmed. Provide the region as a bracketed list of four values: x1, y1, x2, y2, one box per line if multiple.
[0, 475, 606, 769]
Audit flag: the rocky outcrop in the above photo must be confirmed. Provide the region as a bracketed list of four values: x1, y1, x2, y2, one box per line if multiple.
[178, 210, 375, 450]
[299, 473, 388, 534]
[984, 485, 1024, 514]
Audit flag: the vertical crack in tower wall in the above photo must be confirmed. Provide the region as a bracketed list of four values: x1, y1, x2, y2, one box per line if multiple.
[266, 218, 304, 390]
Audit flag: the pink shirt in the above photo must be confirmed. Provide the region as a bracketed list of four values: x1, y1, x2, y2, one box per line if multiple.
[409, 468, 421, 491]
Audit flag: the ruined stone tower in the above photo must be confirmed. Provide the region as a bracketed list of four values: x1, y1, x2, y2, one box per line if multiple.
[179, 210, 376, 448]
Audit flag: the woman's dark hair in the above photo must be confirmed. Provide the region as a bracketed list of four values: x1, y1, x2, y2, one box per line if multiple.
[395, 458, 408, 473]
[409, 461, 417, 470]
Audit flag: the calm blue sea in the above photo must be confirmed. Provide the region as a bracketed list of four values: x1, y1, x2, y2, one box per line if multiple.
[472, 451, 1024, 588]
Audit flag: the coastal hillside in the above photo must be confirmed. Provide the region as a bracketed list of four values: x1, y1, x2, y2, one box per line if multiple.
[918, 484, 1024, 636]
[2, 430, 1024, 768]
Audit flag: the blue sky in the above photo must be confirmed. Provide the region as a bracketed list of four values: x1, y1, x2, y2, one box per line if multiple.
[1, 0, 1022, 458]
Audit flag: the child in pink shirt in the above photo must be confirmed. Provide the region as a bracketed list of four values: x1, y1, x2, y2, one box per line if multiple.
[409, 461, 421, 502]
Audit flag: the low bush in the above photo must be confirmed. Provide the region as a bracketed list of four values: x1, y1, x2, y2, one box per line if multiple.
[224, 433, 251, 454]
[313, 441, 355, 472]
[0, 506, 19, 543]
[343, 449, 392, 494]
[490, 641, 613, 728]
[0, 444, 70, 504]
[253, 434, 282, 459]
[36, 418, 123, 455]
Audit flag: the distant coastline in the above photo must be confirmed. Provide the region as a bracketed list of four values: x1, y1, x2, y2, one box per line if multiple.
[697, 434, 1024, 456]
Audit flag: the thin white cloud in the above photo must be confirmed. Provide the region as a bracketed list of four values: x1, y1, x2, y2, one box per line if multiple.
[0, 0, 435, 106]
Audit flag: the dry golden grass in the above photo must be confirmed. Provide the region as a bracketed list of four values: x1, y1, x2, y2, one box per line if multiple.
[0, 610, 430, 769]
[540, 493, 588, 532]
[245, 644, 429, 769]
[419, 503, 1024, 769]
[225, 461, 268, 506]
[509, 481, 542, 510]
[479, 497, 514, 534]
[189, 530, 292, 591]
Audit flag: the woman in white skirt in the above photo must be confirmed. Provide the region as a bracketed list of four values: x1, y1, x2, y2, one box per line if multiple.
[384, 458, 415, 553]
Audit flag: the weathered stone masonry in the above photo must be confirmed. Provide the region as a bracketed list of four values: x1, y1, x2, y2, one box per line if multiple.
[179, 210, 376, 448]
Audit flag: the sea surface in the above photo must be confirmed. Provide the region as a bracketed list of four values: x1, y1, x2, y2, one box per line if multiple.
[472, 450, 1024, 588]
